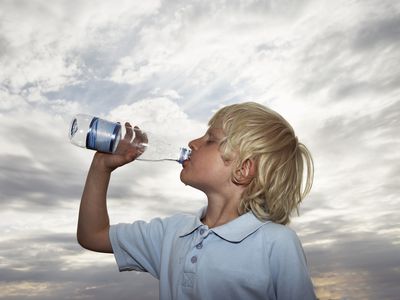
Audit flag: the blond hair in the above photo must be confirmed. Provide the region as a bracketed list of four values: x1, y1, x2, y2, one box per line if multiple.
[208, 102, 314, 225]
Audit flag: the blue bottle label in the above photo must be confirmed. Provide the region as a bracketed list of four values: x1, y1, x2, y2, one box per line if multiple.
[86, 117, 121, 153]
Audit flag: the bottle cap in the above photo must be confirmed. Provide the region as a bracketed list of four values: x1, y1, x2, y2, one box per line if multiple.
[178, 147, 191, 164]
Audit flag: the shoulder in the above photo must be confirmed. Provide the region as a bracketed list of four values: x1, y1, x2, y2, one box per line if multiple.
[110, 211, 196, 244]
[159, 211, 198, 232]
[112, 211, 197, 234]
[164, 211, 196, 224]
[257, 223, 309, 271]
[258, 222, 302, 249]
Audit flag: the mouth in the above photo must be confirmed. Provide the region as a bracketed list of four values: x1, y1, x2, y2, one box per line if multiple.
[182, 156, 191, 167]
[182, 153, 192, 167]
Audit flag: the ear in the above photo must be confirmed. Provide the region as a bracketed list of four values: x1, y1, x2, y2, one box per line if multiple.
[233, 159, 256, 185]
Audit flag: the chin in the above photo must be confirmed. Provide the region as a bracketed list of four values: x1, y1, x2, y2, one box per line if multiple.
[180, 171, 188, 185]
[180, 172, 197, 189]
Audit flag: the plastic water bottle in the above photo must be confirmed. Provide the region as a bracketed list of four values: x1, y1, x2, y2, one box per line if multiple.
[69, 114, 191, 164]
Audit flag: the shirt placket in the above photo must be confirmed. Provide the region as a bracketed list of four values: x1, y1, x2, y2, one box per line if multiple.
[181, 225, 210, 289]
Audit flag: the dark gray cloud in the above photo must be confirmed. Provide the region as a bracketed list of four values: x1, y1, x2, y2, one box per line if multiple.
[44, 81, 145, 116]
[312, 99, 400, 157]
[0, 234, 158, 300]
[353, 15, 400, 51]
[0, 233, 83, 281]
[0, 154, 83, 208]
[295, 2, 400, 100]
[303, 231, 400, 299]
[0, 152, 173, 211]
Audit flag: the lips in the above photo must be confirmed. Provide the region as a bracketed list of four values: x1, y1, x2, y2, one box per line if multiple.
[182, 155, 191, 168]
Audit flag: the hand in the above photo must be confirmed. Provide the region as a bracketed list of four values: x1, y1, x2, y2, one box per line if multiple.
[93, 122, 148, 172]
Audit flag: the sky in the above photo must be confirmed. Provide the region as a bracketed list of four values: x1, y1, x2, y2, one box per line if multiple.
[0, 0, 399, 299]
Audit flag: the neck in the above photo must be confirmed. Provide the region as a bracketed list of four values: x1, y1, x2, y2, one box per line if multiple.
[201, 192, 242, 228]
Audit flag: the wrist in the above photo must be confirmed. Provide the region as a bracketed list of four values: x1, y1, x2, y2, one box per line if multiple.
[92, 152, 115, 174]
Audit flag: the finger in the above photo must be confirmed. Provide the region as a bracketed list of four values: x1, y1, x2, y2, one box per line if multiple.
[124, 122, 133, 141]
[142, 132, 149, 145]
[132, 127, 148, 155]
[133, 127, 146, 144]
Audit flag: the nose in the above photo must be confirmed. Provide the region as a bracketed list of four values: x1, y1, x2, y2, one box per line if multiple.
[188, 137, 201, 150]
[188, 139, 195, 150]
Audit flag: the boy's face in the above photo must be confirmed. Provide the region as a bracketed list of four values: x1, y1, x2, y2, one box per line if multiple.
[180, 125, 235, 194]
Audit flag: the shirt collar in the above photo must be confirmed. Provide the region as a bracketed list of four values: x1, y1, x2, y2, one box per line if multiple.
[179, 206, 270, 243]
[178, 206, 207, 238]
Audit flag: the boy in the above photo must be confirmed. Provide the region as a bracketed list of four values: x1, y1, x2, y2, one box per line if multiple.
[77, 102, 316, 300]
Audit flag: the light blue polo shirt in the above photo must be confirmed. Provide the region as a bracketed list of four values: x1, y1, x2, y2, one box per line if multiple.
[109, 206, 316, 300]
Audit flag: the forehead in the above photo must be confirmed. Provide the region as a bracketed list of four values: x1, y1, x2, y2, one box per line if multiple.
[208, 114, 224, 128]
[207, 126, 225, 138]
[208, 114, 227, 138]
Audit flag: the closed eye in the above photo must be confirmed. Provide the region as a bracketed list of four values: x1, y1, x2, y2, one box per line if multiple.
[203, 129, 224, 145]
[205, 134, 217, 144]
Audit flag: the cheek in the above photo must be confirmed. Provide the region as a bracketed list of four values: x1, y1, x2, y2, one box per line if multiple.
[201, 158, 232, 181]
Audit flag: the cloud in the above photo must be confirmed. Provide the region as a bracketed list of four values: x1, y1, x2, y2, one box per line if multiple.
[1, 0, 400, 299]
[0, 233, 159, 300]
[0, 0, 161, 95]
[105, 97, 207, 218]
[352, 15, 400, 51]
[303, 231, 400, 299]
[287, 1, 400, 111]
[0, 84, 206, 219]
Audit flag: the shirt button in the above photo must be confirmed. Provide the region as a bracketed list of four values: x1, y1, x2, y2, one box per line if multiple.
[196, 243, 203, 249]
[199, 228, 205, 235]
[191, 256, 197, 263]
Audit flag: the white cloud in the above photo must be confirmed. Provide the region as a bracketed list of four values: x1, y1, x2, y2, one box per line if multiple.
[0, 0, 161, 92]
[108, 96, 205, 138]
[105, 97, 206, 220]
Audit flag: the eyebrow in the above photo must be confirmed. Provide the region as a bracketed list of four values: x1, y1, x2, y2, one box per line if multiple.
[207, 128, 224, 139]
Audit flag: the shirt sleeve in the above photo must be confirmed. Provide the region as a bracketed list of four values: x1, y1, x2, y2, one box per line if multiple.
[109, 217, 167, 279]
[269, 227, 317, 300]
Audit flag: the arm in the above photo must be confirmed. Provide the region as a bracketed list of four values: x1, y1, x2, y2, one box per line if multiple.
[77, 123, 145, 253]
[270, 228, 316, 300]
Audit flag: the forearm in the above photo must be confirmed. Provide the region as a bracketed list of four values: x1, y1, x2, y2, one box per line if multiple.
[77, 153, 113, 252]
[76, 123, 143, 252]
